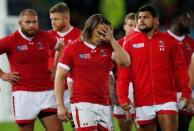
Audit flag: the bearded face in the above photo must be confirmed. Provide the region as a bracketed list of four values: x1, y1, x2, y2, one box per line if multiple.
[138, 22, 154, 33]
[137, 11, 156, 33]
[19, 15, 39, 37]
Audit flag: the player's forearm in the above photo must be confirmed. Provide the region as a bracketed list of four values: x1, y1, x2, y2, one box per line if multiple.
[53, 41, 64, 73]
[55, 81, 65, 107]
[189, 53, 194, 89]
[52, 51, 61, 74]
[110, 39, 130, 67]
[54, 68, 67, 107]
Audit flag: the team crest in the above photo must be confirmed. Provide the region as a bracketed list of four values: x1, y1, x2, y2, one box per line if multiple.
[100, 49, 107, 56]
[184, 43, 192, 51]
[37, 42, 44, 49]
[158, 40, 165, 51]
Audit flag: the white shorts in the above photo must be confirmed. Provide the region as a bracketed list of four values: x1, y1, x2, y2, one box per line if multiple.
[135, 102, 178, 125]
[12, 90, 57, 124]
[71, 102, 114, 131]
[113, 82, 134, 118]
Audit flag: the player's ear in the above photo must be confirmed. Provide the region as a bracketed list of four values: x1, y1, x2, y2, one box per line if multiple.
[154, 17, 159, 26]
[18, 19, 21, 26]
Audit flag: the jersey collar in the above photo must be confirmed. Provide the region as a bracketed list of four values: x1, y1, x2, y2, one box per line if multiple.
[83, 41, 97, 49]
[167, 30, 185, 41]
[18, 28, 33, 41]
[57, 26, 73, 37]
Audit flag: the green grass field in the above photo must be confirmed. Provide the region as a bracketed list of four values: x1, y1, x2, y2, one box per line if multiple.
[0, 118, 194, 131]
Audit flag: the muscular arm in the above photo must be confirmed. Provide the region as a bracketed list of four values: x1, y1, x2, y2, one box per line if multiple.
[54, 65, 70, 122]
[111, 39, 130, 67]
[189, 53, 194, 89]
[101, 24, 130, 67]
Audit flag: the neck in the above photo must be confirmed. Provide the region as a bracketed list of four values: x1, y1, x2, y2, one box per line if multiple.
[60, 24, 72, 33]
[169, 26, 183, 36]
[146, 28, 156, 39]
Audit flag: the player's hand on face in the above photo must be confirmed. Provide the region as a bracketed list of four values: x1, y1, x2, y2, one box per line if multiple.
[104, 24, 114, 41]
[0, 72, 20, 84]
[57, 105, 70, 122]
[99, 24, 113, 42]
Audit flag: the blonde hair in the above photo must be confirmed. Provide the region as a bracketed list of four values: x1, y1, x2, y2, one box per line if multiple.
[19, 9, 38, 18]
[49, 2, 69, 15]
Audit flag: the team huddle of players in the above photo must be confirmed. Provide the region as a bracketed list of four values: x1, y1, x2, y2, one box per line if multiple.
[0, 2, 194, 131]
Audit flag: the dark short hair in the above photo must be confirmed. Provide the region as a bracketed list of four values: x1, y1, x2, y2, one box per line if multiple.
[169, 10, 190, 26]
[49, 2, 69, 14]
[136, 4, 158, 18]
[81, 14, 111, 42]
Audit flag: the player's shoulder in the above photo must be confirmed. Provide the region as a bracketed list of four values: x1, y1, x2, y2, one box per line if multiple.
[160, 31, 172, 37]
[65, 39, 81, 48]
[47, 30, 56, 35]
[185, 35, 194, 42]
[125, 30, 142, 44]
[127, 30, 142, 39]
[72, 27, 81, 32]
[37, 30, 56, 39]
[117, 37, 124, 46]
[160, 31, 175, 40]
[5, 30, 21, 40]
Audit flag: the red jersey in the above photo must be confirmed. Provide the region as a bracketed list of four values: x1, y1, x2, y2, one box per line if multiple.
[164, 31, 194, 90]
[164, 31, 194, 67]
[0, 30, 57, 91]
[117, 29, 191, 107]
[59, 40, 113, 105]
[47, 27, 81, 70]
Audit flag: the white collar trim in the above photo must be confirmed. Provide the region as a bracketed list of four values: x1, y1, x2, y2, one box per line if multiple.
[167, 30, 185, 41]
[18, 28, 33, 41]
[57, 26, 73, 37]
[134, 28, 140, 32]
[83, 41, 97, 49]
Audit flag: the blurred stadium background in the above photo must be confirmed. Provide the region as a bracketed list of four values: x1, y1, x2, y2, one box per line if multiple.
[0, 0, 194, 130]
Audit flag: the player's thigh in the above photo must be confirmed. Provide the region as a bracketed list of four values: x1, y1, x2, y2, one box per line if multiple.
[117, 118, 132, 131]
[157, 102, 178, 131]
[17, 123, 34, 131]
[157, 113, 178, 131]
[40, 114, 63, 131]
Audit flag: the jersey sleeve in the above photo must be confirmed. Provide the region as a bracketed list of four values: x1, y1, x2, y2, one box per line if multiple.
[172, 38, 191, 99]
[116, 39, 132, 106]
[0, 34, 13, 54]
[46, 32, 58, 49]
[116, 65, 131, 106]
[58, 45, 74, 71]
